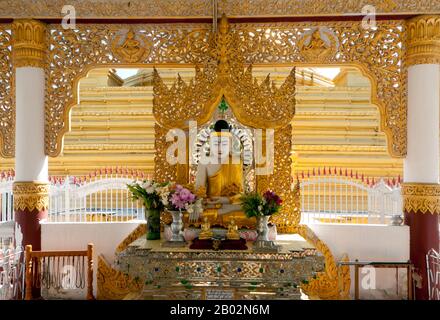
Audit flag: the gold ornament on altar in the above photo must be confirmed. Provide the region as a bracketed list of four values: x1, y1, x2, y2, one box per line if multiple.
[112, 29, 150, 63]
[226, 219, 240, 240]
[199, 216, 213, 240]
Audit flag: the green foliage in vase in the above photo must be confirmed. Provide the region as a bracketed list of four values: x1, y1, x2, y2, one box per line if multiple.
[239, 192, 263, 218]
[240, 190, 283, 217]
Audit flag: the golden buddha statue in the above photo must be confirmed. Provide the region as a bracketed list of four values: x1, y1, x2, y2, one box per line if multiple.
[199, 216, 213, 240]
[226, 219, 240, 240]
[185, 120, 256, 229]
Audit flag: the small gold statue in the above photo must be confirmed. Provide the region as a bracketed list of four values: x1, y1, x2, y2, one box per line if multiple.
[226, 219, 240, 240]
[199, 216, 213, 240]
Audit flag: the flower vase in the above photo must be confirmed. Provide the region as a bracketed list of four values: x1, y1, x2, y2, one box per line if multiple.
[256, 215, 270, 242]
[169, 210, 185, 242]
[145, 208, 161, 240]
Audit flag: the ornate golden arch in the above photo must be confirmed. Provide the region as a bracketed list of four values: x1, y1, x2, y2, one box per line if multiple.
[153, 15, 298, 231]
[37, 17, 407, 159]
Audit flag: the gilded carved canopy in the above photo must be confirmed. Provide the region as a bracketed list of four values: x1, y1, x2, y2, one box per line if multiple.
[152, 16, 296, 130]
[0, 15, 407, 158]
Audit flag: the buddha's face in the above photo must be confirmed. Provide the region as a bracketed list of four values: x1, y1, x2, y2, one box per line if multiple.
[210, 135, 230, 160]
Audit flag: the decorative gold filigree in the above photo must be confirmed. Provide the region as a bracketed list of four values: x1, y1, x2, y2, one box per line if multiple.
[0, 0, 436, 19]
[44, 19, 406, 157]
[112, 29, 151, 63]
[12, 181, 49, 212]
[270, 126, 302, 231]
[406, 15, 440, 66]
[115, 224, 147, 254]
[97, 255, 143, 300]
[12, 19, 46, 68]
[0, 24, 14, 158]
[299, 28, 338, 62]
[153, 15, 296, 130]
[295, 225, 351, 300]
[402, 183, 440, 215]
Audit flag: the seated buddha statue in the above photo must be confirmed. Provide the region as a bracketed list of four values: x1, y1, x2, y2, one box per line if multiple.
[184, 120, 256, 229]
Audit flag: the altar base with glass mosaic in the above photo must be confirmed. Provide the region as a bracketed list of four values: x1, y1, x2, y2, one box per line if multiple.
[115, 234, 325, 300]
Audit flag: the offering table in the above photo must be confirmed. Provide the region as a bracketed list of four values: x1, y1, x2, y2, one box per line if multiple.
[115, 234, 325, 300]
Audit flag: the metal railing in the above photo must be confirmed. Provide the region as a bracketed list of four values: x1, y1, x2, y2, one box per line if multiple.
[299, 168, 402, 224]
[0, 174, 14, 222]
[0, 246, 25, 300]
[48, 169, 148, 222]
[0, 168, 148, 223]
[427, 248, 440, 300]
[0, 167, 404, 225]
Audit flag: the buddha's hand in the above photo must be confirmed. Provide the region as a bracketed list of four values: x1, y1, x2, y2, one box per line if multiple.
[207, 196, 230, 205]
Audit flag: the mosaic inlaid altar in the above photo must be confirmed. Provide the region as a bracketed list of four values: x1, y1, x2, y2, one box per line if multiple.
[115, 234, 325, 300]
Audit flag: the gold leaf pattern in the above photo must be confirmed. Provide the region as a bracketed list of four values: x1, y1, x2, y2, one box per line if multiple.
[0, 24, 14, 158]
[44, 20, 407, 158]
[402, 183, 440, 215]
[0, 0, 437, 19]
[13, 182, 49, 212]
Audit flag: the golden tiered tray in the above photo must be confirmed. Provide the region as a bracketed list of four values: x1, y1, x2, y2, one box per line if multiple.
[115, 235, 325, 300]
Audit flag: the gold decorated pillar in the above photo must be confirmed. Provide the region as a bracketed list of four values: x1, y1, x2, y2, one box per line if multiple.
[12, 19, 48, 254]
[404, 15, 440, 300]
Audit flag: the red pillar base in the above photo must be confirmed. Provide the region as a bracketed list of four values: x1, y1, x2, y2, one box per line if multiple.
[13, 181, 49, 300]
[15, 208, 47, 251]
[405, 212, 439, 299]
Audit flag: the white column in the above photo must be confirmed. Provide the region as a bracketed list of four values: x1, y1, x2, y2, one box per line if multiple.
[15, 67, 48, 182]
[404, 64, 440, 183]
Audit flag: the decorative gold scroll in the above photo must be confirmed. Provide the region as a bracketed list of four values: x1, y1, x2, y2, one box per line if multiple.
[0, 0, 438, 19]
[13, 181, 49, 212]
[12, 19, 46, 68]
[0, 24, 14, 158]
[97, 255, 143, 300]
[296, 225, 350, 300]
[402, 183, 440, 215]
[44, 19, 406, 158]
[115, 224, 147, 254]
[407, 15, 440, 66]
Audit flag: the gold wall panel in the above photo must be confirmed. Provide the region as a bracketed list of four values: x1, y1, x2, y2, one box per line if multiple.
[45, 20, 407, 158]
[0, 0, 438, 19]
[0, 24, 14, 158]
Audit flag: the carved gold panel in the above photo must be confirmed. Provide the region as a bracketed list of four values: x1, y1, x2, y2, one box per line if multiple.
[402, 183, 440, 215]
[12, 181, 49, 212]
[0, 0, 438, 19]
[0, 24, 14, 158]
[45, 19, 407, 158]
